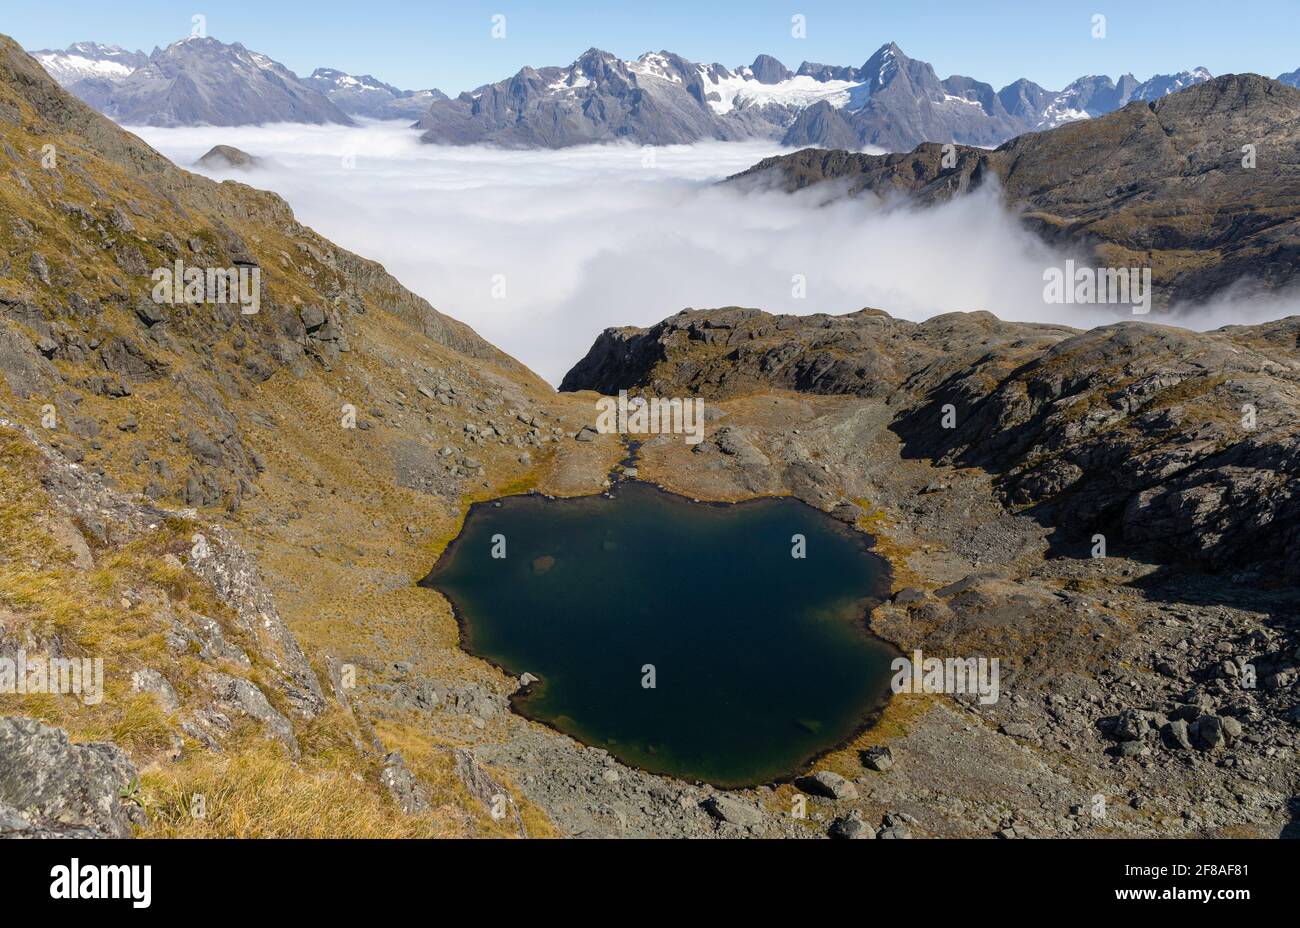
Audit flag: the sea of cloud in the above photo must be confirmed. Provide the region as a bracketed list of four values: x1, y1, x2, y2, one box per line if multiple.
[131, 121, 1298, 385]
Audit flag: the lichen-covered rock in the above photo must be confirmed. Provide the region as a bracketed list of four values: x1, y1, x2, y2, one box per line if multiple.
[203, 671, 298, 756]
[380, 752, 431, 815]
[0, 717, 141, 838]
[452, 748, 524, 835]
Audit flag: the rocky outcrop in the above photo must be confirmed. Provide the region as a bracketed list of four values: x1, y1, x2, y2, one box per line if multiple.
[195, 144, 261, 170]
[380, 752, 431, 815]
[451, 748, 525, 836]
[0, 413, 326, 718]
[187, 528, 325, 717]
[0, 718, 142, 838]
[204, 671, 300, 755]
[564, 306, 1300, 581]
[561, 306, 1074, 398]
[891, 318, 1300, 580]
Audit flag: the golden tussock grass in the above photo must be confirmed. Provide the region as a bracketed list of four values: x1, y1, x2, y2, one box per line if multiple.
[139, 741, 469, 839]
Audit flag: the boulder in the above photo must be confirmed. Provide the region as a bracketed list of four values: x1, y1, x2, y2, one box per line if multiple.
[879, 811, 915, 837]
[0, 717, 140, 838]
[862, 745, 894, 772]
[130, 669, 179, 712]
[134, 297, 166, 327]
[1113, 708, 1147, 742]
[829, 812, 874, 839]
[1161, 719, 1193, 750]
[299, 304, 327, 332]
[799, 770, 858, 800]
[701, 794, 764, 828]
[1191, 714, 1226, 751]
[1000, 721, 1039, 740]
[1220, 716, 1243, 742]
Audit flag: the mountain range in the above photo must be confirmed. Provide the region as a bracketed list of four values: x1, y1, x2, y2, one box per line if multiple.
[415, 43, 1219, 149]
[33, 35, 1295, 149]
[303, 68, 448, 119]
[30, 37, 444, 125]
[729, 73, 1300, 307]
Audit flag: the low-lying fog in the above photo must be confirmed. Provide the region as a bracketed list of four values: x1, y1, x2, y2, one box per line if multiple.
[133, 121, 1298, 385]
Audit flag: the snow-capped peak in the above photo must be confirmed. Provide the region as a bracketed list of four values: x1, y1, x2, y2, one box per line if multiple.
[31, 42, 148, 86]
[628, 52, 683, 83]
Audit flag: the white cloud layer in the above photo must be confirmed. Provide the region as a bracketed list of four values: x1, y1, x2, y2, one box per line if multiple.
[132, 121, 1300, 385]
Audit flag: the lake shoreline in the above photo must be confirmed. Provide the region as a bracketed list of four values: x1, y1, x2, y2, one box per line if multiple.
[420, 478, 904, 790]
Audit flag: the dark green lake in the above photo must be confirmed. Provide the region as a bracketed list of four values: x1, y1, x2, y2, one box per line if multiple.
[422, 482, 895, 787]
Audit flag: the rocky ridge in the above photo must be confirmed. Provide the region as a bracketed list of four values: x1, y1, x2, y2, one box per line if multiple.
[304, 68, 447, 120]
[41, 36, 355, 128]
[0, 31, 580, 838]
[563, 306, 1300, 581]
[730, 75, 1300, 307]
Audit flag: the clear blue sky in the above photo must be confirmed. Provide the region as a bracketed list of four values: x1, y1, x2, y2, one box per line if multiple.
[7, 0, 1297, 95]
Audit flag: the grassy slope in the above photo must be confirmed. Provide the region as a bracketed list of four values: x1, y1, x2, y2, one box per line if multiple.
[0, 34, 608, 837]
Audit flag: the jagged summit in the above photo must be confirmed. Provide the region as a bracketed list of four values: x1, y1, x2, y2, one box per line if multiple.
[413, 40, 1217, 149]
